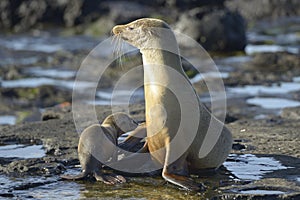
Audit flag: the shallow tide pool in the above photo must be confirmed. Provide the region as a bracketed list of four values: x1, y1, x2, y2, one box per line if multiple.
[1, 153, 297, 199]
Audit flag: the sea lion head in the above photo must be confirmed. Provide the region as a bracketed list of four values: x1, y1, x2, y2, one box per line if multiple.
[102, 112, 138, 135]
[112, 18, 171, 50]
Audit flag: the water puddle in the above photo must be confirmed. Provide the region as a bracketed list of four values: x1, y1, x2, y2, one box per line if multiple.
[0, 144, 45, 159]
[0, 115, 16, 125]
[227, 82, 300, 96]
[0, 153, 297, 199]
[217, 56, 252, 64]
[92, 88, 145, 105]
[0, 175, 81, 200]
[247, 97, 300, 109]
[0, 57, 39, 66]
[0, 77, 94, 90]
[247, 32, 300, 45]
[0, 37, 62, 53]
[24, 67, 76, 79]
[245, 44, 299, 55]
[239, 189, 286, 195]
[224, 154, 290, 181]
[293, 76, 300, 82]
[0, 34, 100, 53]
[190, 72, 229, 84]
[25, 181, 81, 200]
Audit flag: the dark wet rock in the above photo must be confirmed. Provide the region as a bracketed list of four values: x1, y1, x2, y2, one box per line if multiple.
[104, 1, 152, 25]
[42, 104, 71, 121]
[216, 177, 300, 200]
[81, 1, 155, 36]
[165, 0, 225, 10]
[128, 0, 225, 9]
[0, 193, 14, 198]
[0, 157, 66, 176]
[2, 66, 22, 80]
[226, 0, 300, 22]
[13, 180, 54, 190]
[224, 52, 300, 86]
[250, 52, 300, 73]
[0, 0, 230, 33]
[225, 114, 238, 123]
[232, 143, 246, 151]
[0, 86, 72, 109]
[175, 7, 247, 51]
[232, 140, 255, 152]
[0, 0, 108, 32]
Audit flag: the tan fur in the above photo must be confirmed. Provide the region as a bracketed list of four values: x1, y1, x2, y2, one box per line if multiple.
[113, 18, 232, 191]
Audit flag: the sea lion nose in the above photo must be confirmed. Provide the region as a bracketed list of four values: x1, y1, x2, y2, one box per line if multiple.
[112, 25, 123, 35]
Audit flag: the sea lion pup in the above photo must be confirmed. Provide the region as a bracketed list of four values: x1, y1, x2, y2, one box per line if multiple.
[112, 18, 232, 191]
[61, 112, 138, 184]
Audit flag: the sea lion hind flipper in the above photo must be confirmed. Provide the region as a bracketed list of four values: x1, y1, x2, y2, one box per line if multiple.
[94, 171, 126, 184]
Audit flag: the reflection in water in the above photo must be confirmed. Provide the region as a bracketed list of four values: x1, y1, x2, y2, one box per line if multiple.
[247, 32, 300, 45]
[0, 115, 16, 125]
[26, 181, 82, 200]
[224, 154, 290, 181]
[228, 82, 300, 96]
[0, 57, 38, 65]
[190, 72, 229, 84]
[0, 175, 81, 200]
[245, 44, 299, 55]
[93, 88, 145, 105]
[293, 76, 300, 82]
[0, 144, 45, 158]
[0, 34, 100, 53]
[24, 67, 76, 79]
[240, 189, 285, 195]
[1, 77, 94, 90]
[247, 97, 300, 109]
[0, 37, 62, 53]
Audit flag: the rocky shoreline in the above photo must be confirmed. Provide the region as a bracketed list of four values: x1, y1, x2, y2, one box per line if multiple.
[0, 103, 300, 199]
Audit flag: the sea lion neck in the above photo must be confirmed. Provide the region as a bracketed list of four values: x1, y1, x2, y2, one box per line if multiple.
[141, 49, 185, 78]
[101, 124, 120, 140]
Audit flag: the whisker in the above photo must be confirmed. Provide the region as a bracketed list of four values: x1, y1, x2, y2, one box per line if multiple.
[111, 35, 117, 44]
[118, 36, 124, 69]
[112, 35, 119, 58]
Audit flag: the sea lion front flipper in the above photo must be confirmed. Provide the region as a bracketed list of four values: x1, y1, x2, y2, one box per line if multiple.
[162, 147, 205, 191]
[119, 124, 147, 151]
[60, 172, 87, 180]
[162, 172, 205, 191]
[94, 171, 126, 184]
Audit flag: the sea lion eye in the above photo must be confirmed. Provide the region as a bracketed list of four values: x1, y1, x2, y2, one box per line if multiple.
[127, 26, 134, 31]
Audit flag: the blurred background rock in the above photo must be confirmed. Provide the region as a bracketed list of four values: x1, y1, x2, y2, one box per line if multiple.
[0, 0, 295, 51]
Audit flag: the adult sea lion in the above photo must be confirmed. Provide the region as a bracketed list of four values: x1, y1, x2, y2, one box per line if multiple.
[61, 112, 138, 184]
[112, 18, 232, 191]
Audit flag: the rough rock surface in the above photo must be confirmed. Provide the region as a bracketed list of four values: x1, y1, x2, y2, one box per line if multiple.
[0, 0, 108, 32]
[175, 7, 246, 51]
[226, 0, 300, 22]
